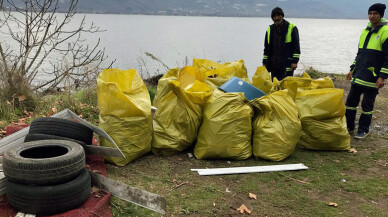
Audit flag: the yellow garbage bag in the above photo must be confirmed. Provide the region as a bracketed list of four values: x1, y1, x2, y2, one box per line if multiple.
[297, 88, 345, 120]
[310, 76, 335, 89]
[278, 76, 311, 100]
[252, 66, 273, 94]
[277, 72, 335, 99]
[251, 90, 301, 161]
[296, 88, 350, 151]
[177, 66, 204, 88]
[153, 67, 179, 108]
[194, 89, 253, 160]
[192, 58, 250, 89]
[152, 79, 212, 155]
[97, 69, 152, 166]
[270, 77, 281, 93]
[301, 71, 335, 89]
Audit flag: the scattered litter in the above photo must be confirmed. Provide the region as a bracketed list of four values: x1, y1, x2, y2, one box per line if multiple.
[170, 181, 188, 191]
[50, 107, 57, 114]
[380, 163, 388, 167]
[236, 204, 251, 214]
[372, 201, 378, 204]
[277, 172, 310, 184]
[213, 202, 216, 207]
[92, 170, 102, 174]
[328, 202, 338, 207]
[227, 161, 231, 165]
[248, 193, 257, 200]
[225, 188, 231, 193]
[348, 148, 358, 153]
[18, 117, 27, 124]
[15, 212, 35, 217]
[187, 153, 193, 158]
[17, 94, 26, 102]
[91, 186, 100, 194]
[191, 163, 308, 176]
[340, 179, 346, 183]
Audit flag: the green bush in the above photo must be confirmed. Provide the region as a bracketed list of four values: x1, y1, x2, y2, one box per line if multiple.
[305, 67, 324, 79]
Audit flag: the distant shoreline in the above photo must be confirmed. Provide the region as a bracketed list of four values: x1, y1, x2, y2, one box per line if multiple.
[72, 11, 366, 20]
[3, 6, 366, 20]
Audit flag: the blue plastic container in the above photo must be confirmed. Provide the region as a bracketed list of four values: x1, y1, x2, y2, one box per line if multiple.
[218, 77, 266, 100]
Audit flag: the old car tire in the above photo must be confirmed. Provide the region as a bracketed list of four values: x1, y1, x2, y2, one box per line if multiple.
[7, 168, 91, 215]
[24, 133, 88, 147]
[3, 140, 85, 185]
[29, 117, 93, 145]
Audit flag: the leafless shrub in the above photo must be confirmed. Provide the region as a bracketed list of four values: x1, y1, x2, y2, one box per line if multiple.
[0, 0, 112, 96]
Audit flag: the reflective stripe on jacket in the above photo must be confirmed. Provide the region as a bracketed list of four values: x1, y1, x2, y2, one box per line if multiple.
[262, 20, 300, 72]
[350, 22, 388, 89]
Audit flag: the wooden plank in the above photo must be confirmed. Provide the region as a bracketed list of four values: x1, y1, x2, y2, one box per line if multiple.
[89, 171, 166, 214]
[192, 163, 309, 176]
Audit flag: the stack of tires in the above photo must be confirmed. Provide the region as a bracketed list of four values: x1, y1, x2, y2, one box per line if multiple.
[3, 117, 94, 215]
[25, 117, 94, 147]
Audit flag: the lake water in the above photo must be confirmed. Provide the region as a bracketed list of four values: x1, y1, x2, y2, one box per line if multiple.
[3, 14, 370, 79]
[86, 14, 366, 78]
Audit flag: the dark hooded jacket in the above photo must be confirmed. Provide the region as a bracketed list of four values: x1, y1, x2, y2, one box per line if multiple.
[262, 19, 300, 73]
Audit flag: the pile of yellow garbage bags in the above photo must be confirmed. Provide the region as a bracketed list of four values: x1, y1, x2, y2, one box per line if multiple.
[96, 59, 350, 166]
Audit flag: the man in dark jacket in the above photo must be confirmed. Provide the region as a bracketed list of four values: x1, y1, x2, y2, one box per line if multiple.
[346, 3, 388, 139]
[263, 7, 300, 81]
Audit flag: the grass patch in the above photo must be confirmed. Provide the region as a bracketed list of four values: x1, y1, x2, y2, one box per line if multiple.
[304, 67, 347, 81]
[106, 140, 388, 216]
[305, 67, 324, 79]
[147, 85, 157, 104]
[110, 196, 160, 217]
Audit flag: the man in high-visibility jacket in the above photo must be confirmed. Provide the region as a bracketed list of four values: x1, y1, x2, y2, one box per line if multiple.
[263, 7, 300, 81]
[346, 3, 387, 139]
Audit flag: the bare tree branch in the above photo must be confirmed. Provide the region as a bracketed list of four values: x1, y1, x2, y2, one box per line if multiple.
[0, 0, 110, 93]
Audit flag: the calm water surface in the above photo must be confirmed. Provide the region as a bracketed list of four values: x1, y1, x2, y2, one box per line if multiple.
[87, 14, 366, 78]
[3, 14, 369, 79]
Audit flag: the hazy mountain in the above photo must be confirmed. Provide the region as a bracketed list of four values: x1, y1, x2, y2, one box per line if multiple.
[25, 0, 388, 19]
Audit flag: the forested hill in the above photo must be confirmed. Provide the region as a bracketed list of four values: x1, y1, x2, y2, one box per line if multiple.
[9, 0, 381, 19]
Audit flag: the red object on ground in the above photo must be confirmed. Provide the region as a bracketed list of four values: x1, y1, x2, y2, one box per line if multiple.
[0, 126, 113, 217]
[5, 124, 29, 136]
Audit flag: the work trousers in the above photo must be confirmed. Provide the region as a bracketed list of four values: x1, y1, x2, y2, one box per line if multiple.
[270, 67, 294, 81]
[345, 84, 378, 133]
